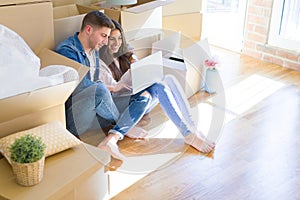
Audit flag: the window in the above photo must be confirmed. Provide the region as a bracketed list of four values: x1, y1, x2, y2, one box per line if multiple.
[206, 0, 239, 12]
[269, 0, 300, 52]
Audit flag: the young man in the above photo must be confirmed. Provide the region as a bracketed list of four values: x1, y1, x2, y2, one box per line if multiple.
[56, 11, 151, 160]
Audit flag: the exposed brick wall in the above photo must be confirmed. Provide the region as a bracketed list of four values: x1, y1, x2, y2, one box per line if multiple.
[242, 0, 300, 71]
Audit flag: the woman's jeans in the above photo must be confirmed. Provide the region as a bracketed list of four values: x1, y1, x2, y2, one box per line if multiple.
[147, 75, 195, 137]
[109, 91, 151, 139]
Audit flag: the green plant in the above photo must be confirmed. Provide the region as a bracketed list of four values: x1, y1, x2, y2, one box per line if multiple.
[9, 134, 46, 164]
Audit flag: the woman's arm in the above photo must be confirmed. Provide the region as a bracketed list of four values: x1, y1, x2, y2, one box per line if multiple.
[99, 59, 131, 92]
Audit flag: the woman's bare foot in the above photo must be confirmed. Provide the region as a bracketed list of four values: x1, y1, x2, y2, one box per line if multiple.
[125, 126, 148, 139]
[97, 134, 126, 161]
[184, 133, 215, 153]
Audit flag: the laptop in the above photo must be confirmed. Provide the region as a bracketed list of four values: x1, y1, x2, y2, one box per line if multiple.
[113, 51, 164, 97]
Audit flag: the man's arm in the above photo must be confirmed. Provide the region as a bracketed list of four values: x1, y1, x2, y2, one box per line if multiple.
[55, 45, 82, 64]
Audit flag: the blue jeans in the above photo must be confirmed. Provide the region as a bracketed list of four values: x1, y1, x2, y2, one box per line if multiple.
[109, 90, 152, 139]
[66, 82, 151, 138]
[146, 75, 195, 137]
[66, 82, 119, 135]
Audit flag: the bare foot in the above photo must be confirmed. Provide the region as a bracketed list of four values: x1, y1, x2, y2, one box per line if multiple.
[125, 126, 148, 139]
[184, 133, 215, 153]
[97, 135, 126, 161]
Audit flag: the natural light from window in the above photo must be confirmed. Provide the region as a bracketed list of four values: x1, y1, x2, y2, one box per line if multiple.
[269, 0, 300, 52]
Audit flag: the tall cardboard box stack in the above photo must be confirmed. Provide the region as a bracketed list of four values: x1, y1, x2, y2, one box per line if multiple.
[160, 0, 204, 98]
[0, 1, 110, 199]
[162, 0, 203, 42]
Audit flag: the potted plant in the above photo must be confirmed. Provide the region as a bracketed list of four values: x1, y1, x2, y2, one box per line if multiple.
[9, 134, 46, 186]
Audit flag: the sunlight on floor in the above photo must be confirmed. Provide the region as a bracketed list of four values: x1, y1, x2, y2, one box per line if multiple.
[210, 74, 285, 115]
[108, 152, 182, 198]
[108, 74, 286, 199]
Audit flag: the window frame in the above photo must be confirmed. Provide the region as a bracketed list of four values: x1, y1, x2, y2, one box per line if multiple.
[268, 0, 300, 52]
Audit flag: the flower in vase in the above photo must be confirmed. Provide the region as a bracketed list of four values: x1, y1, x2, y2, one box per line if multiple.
[205, 56, 219, 70]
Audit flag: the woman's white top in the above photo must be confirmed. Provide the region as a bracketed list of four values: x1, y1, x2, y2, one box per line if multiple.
[99, 59, 132, 87]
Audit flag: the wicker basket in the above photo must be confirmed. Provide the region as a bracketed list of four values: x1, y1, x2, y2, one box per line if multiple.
[11, 156, 45, 186]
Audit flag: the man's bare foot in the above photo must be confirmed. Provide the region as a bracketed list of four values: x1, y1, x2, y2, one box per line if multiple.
[125, 126, 148, 139]
[184, 133, 215, 153]
[136, 113, 152, 127]
[97, 135, 126, 161]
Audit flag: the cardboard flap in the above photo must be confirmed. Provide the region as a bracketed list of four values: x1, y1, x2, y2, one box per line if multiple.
[39, 48, 89, 82]
[126, 0, 174, 14]
[90, 3, 121, 22]
[0, 81, 77, 123]
[53, 4, 80, 19]
[0, 0, 50, 6]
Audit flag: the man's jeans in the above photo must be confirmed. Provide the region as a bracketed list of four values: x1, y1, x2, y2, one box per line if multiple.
[66, 81, 151, 138]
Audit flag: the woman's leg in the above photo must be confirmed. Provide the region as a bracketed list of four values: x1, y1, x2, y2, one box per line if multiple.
[98, 90, 152, 160]
[109, 90, 152, 139]
[147, 83, 192, 136]
[147, 83, 215, 153]
[162, 75, 195, 128]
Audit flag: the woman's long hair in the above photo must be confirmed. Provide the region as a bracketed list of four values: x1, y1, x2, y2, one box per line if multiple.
[99, 19, 133, 81]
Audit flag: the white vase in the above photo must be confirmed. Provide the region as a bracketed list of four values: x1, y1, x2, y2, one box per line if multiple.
[205, 68, 219, 94]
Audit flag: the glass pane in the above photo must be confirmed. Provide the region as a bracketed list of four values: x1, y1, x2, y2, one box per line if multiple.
[280, 0, 300, 41]
[207, 0, 239, 12]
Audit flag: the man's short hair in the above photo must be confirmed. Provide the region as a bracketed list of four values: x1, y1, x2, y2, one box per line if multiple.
[81, 11, 114, 31]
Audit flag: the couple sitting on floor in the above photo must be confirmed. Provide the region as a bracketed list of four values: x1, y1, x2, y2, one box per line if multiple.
[55, 11, 215, 161]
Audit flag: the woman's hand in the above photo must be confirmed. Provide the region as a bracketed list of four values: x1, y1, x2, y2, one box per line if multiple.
[112, 82, 131, 93]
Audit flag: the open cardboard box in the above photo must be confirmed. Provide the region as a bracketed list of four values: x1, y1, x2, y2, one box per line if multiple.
[0, 0, 54, 54]
[0, 142, 110, 200]
[154, 33, 211, 98]
[0, 48, 89, 138]
[89, 0, 174, 34]
[53, 4, 101, 47]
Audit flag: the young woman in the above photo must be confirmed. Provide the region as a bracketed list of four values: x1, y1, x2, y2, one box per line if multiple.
[99, 20, 215, 157]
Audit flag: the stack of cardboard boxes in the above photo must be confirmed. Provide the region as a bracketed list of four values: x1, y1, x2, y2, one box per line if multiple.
[162, 0, 203, 42]
[0, 0, 110, 199]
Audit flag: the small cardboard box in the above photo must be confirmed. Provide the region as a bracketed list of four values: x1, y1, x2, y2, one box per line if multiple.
[0, 143, 110, 200]
[0, 48, 89, 138]
[162, 0, 202, 16]
[53, 4, 100, 46]
[159, 38, 211, 98]
[90, 0, 174, 33]
[163, 13, 202, 41]
[0, 0, 54, 54]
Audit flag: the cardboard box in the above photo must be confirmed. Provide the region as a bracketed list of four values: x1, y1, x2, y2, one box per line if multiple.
[52, 0, 100, 7]
[157, 36, 211, 98]
[53, 4, 100, 46]
[163, 13, 202, 42]
[90, 0, 174, 34]
[0, 143, 110, 200]
[163, 56, 202, 99]
[162, 0, 202, 16]
[0, 48, 88, 138]
[128, 32, 162, 59]
[0, 0, 54, 54]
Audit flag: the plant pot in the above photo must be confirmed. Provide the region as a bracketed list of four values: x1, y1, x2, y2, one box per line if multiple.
[11, 156, 45, 186]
